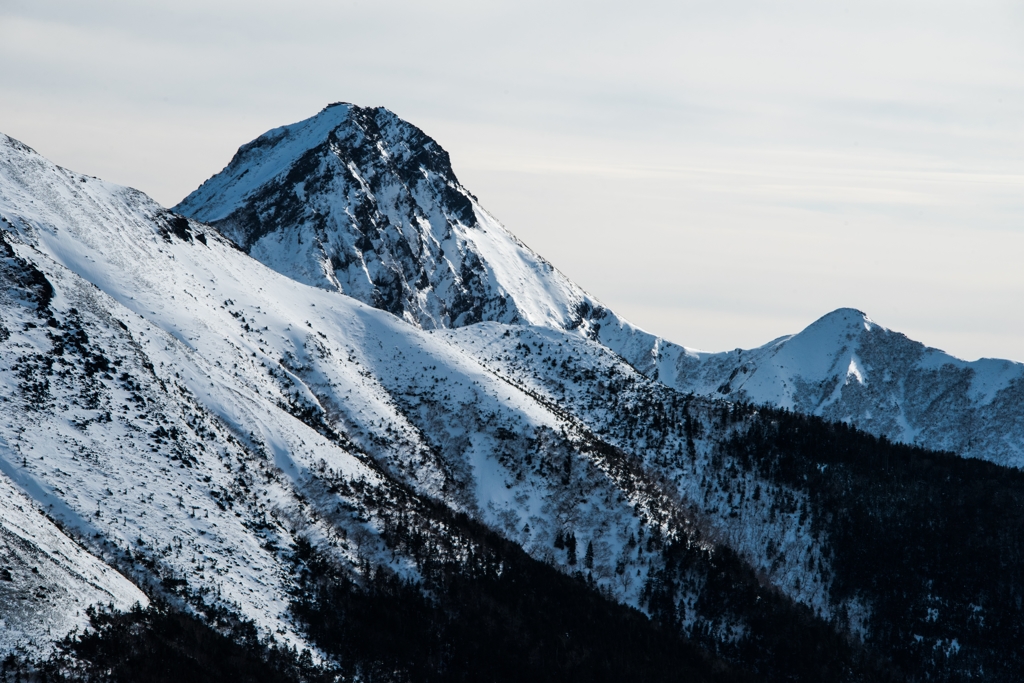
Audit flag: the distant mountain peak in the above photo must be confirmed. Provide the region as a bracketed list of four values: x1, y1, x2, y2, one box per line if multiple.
[801, 307, 876, 336]
[667, 306, 1024, 467]
[816, 306, 871, 323]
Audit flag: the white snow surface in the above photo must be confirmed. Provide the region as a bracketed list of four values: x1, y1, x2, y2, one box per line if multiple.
[0, 469, 147, 654]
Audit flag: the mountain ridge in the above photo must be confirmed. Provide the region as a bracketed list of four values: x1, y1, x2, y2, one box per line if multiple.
[5, 123, 1024, 681]
[176, 105, 1024, 469]
[669, 307, 1024, 467]
[2, 131, 847, 678]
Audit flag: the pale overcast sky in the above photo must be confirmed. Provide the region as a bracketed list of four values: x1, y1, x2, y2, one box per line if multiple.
[2, 1, 1023, 360]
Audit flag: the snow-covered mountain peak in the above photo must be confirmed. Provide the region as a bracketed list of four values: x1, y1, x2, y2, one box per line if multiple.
[767, 308, 878, 353]
[666, 306, 1024, 467]
[760, 308, 881, 376]
[6, 130, 817, 661]
[174, 103, 595, 332]
[176, 102, 354, 222]
[7, 125, 1024, 679]
[177, 103, 473, 229]
[173, 104, 731, 398]
[1, 132, 34, 157]
[803, 307, 876, 335]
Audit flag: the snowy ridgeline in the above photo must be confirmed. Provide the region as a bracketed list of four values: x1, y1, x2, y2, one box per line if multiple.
[660, 308, 1024, 468]
[0, 132, 835, 657]
[175, 104, 1024, 470]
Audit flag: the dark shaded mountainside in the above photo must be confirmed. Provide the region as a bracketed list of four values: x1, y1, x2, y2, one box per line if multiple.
[0, 111, 1022, 683]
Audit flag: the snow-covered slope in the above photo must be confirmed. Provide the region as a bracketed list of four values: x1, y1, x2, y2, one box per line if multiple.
[0, 472, 147, 655]
[1, 131, 795, 657]
[661, 308, 1024, 468]
[175, 104, 1024, 470]
[174, 104, 674, 384]
[5, 131, 1024, 678]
